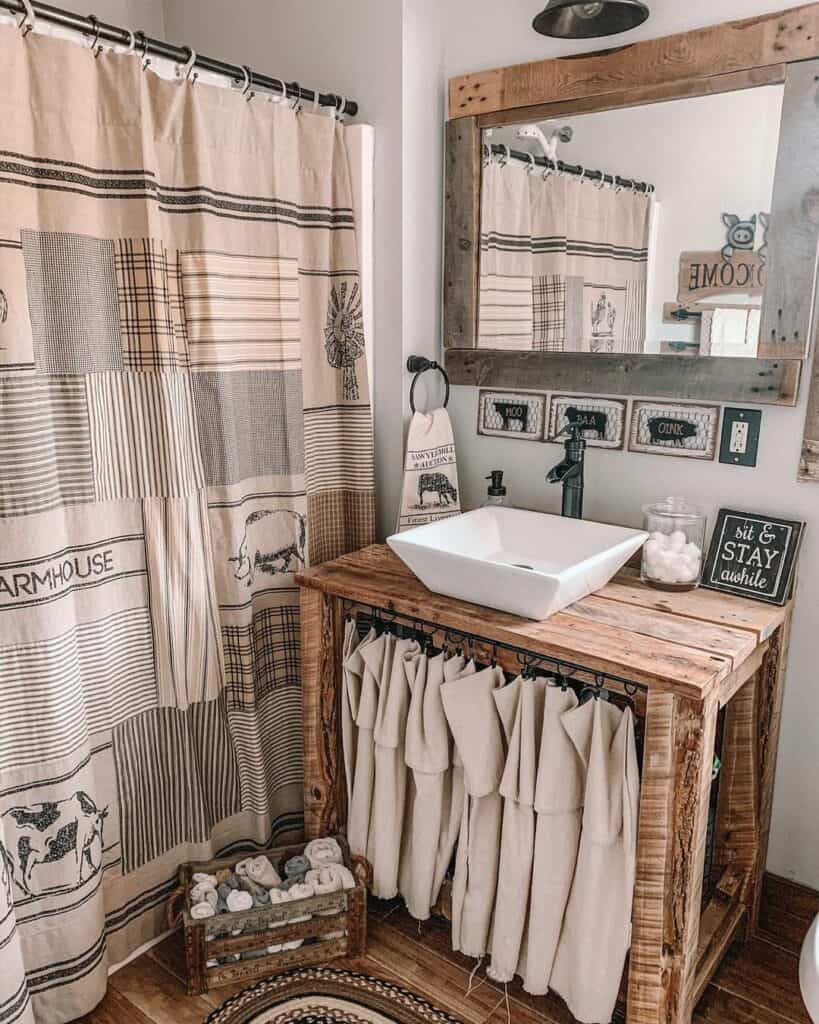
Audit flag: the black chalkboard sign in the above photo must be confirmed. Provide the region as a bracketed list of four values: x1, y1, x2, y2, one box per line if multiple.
[702, 509, 804, 605]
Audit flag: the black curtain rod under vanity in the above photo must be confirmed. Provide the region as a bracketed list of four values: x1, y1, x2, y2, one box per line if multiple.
[487, 143, 654, 194]
[342, 599, 648, 696]
[0, 0, 360, 116]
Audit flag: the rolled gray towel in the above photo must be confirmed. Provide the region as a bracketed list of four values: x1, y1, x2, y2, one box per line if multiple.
[281, 873, 307, 891]
[217, 882, 234, 905]
[238, 875, 271, 907]
[284, 855, 310, 879]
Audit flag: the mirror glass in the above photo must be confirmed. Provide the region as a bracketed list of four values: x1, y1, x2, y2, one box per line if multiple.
[478, 83, 785, 357]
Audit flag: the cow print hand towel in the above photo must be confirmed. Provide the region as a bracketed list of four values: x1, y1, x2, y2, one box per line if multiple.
[397, 408, 461, 533]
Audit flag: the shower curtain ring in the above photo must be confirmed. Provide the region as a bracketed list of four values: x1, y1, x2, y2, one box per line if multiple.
[17, 0, 35, 36]
[180, 47, 198, 83]
[87, 15, 103, 57]
[271, 78, 287, 103]
[290, 83, 303, 113]
[525, 152, 536, 174]
[499, 144, 510, 167]
[136, 30, 151, 70]
[578, 166, 587, 184]
[122, 27, 136, 55]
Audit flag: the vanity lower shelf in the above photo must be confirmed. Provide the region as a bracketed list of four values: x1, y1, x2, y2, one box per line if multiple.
[296, 544, 792, 1024]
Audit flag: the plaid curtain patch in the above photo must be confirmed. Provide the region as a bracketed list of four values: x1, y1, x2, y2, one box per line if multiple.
[308, 489, 375, 565]
[115, 238, 188, 371]
[223, 605, 300, 711]
[532, 274, 566, 352]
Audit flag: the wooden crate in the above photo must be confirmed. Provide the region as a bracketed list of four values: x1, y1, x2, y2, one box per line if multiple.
[168, 836, 367, 995]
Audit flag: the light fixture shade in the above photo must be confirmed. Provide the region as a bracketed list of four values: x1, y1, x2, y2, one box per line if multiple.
[533, 0, 649, 39]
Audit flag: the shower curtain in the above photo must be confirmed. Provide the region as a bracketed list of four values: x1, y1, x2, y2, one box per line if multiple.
[479, 158, 651, 353]
[0, 26, 374, 1024]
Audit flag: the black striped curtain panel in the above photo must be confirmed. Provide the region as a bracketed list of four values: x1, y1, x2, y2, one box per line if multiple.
[478, 159, 651, 353]
[0, 25, 374, 1024]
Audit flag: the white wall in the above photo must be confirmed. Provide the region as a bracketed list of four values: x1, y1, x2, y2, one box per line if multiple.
[439, 0, 819, 889]
[58, 0, 165, 35]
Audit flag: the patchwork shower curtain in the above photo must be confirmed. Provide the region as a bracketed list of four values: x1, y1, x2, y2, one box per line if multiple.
[479, 158, 651, 353]
[0, 26, 374, 1024]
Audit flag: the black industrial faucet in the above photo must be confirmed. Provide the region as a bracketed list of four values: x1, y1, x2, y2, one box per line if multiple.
[546, 422, 586, 519]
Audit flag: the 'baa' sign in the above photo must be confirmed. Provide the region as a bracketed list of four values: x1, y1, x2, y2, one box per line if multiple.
[702, 509, 804, 605]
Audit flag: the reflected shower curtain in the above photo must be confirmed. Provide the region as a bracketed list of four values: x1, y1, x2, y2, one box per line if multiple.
[479, 158, 651, 353]
[0, 26, 374, 1024]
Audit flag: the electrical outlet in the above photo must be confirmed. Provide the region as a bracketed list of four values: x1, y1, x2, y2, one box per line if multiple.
[720, 408, 762, 467]
[729, 419, 749, 455]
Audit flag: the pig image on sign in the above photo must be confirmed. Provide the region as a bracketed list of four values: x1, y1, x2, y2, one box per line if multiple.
[229, 509, 306, 586]
[1, 791, 108, 897]
[565, 406, 608, 440]
[418, 472, 458, 507]
[647, 417, 697, 447]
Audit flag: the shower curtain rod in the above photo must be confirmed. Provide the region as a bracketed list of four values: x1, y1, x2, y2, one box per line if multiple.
[0, 0, 360, 116]
[487, 143, 654, 194]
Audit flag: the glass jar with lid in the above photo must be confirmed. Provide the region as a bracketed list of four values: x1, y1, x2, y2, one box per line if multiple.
[641, 498, 707, 591]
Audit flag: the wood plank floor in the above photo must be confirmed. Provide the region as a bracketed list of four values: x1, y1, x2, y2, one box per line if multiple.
[74, 883, 812, 1024]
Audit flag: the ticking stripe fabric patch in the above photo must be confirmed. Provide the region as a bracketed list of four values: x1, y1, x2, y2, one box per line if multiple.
[113, 697, 242, 875]
[0, 377, 95, 518]
[0, 608, 156, 773]
[182, 251, 302, 372]
[304, 405, 375, 493]
[86, 371, 205, 500]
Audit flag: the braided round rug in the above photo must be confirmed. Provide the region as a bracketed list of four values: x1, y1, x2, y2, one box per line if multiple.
[204, 966, 465, 1024]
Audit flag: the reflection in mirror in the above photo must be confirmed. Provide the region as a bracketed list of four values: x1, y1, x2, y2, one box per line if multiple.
[477, 83, 785, 357]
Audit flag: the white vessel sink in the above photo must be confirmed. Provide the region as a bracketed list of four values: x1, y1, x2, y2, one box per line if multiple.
[387, 507, 647, 621]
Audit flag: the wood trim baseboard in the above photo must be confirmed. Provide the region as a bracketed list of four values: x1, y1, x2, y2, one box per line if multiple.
[760, 871, 819, 954]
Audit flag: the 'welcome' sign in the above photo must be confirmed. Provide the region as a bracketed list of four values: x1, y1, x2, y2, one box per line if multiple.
[702, 509, 804, 605]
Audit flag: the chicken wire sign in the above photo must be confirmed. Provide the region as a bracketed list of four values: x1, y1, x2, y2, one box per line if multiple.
[629, 402, 720, 460]
[547, 396, 627, 450]
[478, 390, 546, 441]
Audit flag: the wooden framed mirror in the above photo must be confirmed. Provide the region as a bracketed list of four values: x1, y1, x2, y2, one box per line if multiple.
[443, 5, 819, 410]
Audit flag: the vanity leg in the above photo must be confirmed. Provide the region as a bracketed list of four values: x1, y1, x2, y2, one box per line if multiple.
[711, 616, 792, 936]
[301, 588, 346, 840]
[628, 690, 719, 1024]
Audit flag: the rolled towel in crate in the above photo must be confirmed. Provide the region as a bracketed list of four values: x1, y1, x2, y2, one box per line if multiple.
[226, 890, 253, 913]
[246, 855, 282, 889]
[238, 876, 271, 907]
[191, 883, 218, 908]
[283, 854, 310, 881]
[193, 872, 218, 887]
[304, 837, 343, 870]
[191, 902, 215, 920]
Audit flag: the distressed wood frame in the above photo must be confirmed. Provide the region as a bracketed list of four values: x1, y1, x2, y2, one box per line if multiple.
[297, 546, 793, 1024]
[443, 4, 819, 407]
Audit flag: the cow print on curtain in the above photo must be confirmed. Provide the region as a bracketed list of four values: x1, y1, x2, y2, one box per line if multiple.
[0, 24, 374, 1024]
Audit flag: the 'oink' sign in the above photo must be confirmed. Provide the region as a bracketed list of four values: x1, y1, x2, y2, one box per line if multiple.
[702, 509, 804, 605]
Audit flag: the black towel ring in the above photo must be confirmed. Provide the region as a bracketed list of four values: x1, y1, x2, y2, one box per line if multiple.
[407, 355, 450, 414]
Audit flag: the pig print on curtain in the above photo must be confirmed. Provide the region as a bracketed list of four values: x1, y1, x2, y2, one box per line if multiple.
[478, 156, 651, 353]
[0, 25, 374, 1024]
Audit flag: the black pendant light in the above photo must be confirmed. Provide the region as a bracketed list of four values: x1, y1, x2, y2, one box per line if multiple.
[533, 0, 649, 39]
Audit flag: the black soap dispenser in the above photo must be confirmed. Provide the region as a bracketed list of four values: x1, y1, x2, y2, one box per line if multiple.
[483, 470, 508, 508]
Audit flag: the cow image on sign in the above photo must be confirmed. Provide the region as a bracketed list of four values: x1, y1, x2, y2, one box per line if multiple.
[702, 509, 804, 605]
[493, 401, 528, 431]
[678, 250, 766, 305]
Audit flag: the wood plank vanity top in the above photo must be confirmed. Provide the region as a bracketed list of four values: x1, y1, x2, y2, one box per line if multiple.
[296, 545, 787, 701]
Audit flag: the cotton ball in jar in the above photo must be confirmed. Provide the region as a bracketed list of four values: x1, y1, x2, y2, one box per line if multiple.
[668, 530, 687, 552]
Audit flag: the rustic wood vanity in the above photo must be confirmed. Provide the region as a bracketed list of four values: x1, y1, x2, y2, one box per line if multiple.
[297, 545, 793, 1024]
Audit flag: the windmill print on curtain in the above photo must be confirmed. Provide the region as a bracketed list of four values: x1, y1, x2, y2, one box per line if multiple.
[0, 25, 374, 1024]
